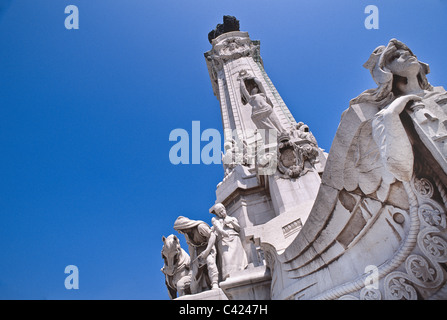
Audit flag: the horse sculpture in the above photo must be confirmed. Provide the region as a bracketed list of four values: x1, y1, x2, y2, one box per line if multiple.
[161, 234, 191, 299]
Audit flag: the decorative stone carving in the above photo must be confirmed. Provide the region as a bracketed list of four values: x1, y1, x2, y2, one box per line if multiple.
[209, 203, 248, 281]
[351, 38, 432, 107]
[384, 272, 418, 300]
[206, 32, 259, 73]
[240, 75, 285, 134]
[221, 138, 252, 176]
[405, 254, 443, 289]
[277, 123, 320, 178]
[418, 227, 447, 263]
[418, 203, 446, 229]
[273, 38, 447, 301]
[282, 218, 302, 238]
[222, 139, 245, 176]
[413, 178, 435, 198]
[360, 287, 382, 300]
[164, 19, 447, 301]
[354, 39, 447, 166]
[161, 235, 192, 299]
[277, 137, 302, 178]
[173, 216, 219, 293]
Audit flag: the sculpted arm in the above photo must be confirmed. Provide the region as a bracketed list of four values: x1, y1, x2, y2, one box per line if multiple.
[226, 216, 241, 232]
[383, 94, 422, 116]
[184, 234, 196, 260]
[253, 78, 266, 94]
[372, 94, 422, 182]
[212, 217, 229, 237]
[240, 80, 250, 102]
[198, 232, 217, 262]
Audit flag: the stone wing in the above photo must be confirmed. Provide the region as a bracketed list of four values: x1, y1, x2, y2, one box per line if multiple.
[343, 119, 396, 201]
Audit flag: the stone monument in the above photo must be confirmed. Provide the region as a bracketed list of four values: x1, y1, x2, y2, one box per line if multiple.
[161, 17, 447, 300]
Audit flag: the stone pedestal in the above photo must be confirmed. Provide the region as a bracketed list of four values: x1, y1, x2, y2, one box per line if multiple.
[219, 266, 271, 300]
[175, 288, 229, 301]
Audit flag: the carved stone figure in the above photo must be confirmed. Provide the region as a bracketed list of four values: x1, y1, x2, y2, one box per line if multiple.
[277, 122, 320, 178]
[351, 38, 447, 165]
[351, 38, 432, 107]
[344, 39, 439, 198]
[222, 139, 245, 176]
[165, 15, 447, 300]
[161, 234, 191, 299]
[173, 216, 219, 293]
[273, 38, 447, 300]
[208, 203, 248, 280]
[240, 76, 285, 135]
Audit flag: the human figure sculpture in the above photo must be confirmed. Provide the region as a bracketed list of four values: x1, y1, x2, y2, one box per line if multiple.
[161, 234, 191, 299]
[240, 76, 286, 135]
[351, 38, 432, 107]
[221, 138, 253, 176]
[206, 203, 248, 281]
[222, 139, 244, 176]
[345, 38, 442, 197]
[173, 216, 219, 293]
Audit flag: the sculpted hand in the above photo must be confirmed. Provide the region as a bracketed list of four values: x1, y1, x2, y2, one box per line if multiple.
[225, 216, 240, 231]
[386, 94, 422, 115]
[224, 216, 232, 224]
[196, 252, 207, 264]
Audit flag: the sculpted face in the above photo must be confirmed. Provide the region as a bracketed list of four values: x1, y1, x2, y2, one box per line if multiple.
[251, 87, 259, 95]
[385, 49, 420, 78]
[214, 205, 227, 218]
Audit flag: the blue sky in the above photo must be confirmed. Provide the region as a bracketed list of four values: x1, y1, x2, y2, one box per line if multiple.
[0, 0, 446, 300]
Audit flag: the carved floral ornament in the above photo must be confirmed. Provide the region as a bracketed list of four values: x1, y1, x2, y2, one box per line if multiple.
[384, 273, 419, 300]
[360, 288, 382, 300]
[336, 177, 447, 300]
[414, 178, 435, 198]
[419, 203, 446, 229]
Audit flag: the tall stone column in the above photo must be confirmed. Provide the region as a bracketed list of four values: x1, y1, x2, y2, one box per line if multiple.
[203, 17, 327, 299]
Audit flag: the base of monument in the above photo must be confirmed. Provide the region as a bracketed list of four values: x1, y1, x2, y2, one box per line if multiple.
[175, 288, 229, 300]
[219, 265, 271, 300]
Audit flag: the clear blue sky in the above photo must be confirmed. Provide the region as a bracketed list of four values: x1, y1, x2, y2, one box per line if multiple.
[0, 0, 446, 300]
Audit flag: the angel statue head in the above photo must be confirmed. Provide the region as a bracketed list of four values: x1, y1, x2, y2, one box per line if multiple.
[350, 39, 432, 107]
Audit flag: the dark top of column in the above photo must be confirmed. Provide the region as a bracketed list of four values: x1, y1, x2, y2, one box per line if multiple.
[208, 15, 240, 43]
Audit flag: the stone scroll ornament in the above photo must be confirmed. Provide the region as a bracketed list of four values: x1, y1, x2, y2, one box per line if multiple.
[309, 39, 447, 300]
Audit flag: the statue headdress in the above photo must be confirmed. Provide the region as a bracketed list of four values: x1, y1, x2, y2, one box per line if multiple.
[350, 39, 432, 107]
